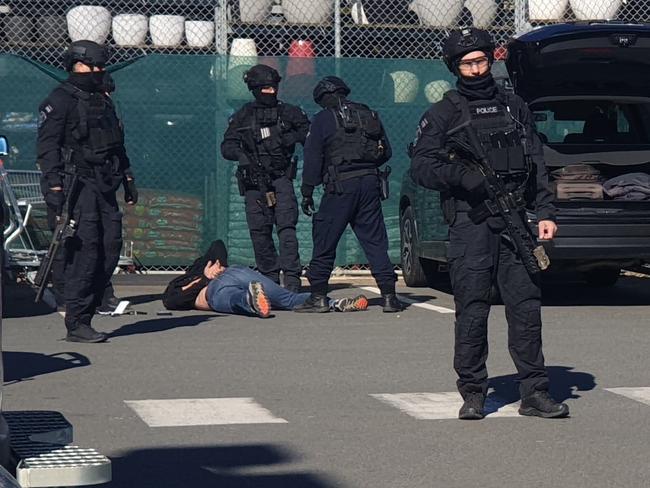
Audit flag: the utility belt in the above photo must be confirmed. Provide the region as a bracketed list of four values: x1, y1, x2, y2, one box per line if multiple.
[235, 155, 298, 208]
[467, 190, 526, 225]
[323, 165, 391, 200]
[62, 147, 123, 192]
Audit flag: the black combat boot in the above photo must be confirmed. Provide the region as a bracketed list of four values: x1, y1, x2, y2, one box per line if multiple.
[458, 393, 486, 420]
[382, 293, 404, 313]
[519, 390, 569, 418]
[66, 324, 107, 343]
[293, 292, 330, 313]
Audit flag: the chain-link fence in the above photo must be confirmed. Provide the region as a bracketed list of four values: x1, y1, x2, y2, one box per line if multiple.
[2, 1, 650, 66]
[1, 1, 650, 271]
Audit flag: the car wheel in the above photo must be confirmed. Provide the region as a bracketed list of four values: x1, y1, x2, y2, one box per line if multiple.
[400, 206, 429, 287]
[582, 267, 620, 287]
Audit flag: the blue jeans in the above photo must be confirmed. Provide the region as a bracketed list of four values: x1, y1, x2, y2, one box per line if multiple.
[206, 266, 310, 315]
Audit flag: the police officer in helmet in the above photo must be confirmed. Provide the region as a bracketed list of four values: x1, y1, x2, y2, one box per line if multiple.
[37, 40, 137, 343]
[410, 28, 568, 419]
[295, 76, 403, 313]
[221, 64, 309, 293]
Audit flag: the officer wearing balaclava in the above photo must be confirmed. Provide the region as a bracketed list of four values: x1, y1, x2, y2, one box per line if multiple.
[221, 64, 309, 293]
[409, 28, 567, 420]
[37, 40, 137, 343]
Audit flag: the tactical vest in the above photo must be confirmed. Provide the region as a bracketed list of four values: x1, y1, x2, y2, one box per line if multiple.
[243, 103, 290, 173]
[61, 83, 124, 167]
[324, 101, 386, 169]
[444, 90, 527, 176]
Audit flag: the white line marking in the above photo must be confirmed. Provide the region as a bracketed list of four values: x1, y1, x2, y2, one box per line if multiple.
[360, 286, 455, 314]
[58, 311, 65, 318]
[604, 387, 650, 406]
[125, 398, 288, 427]
[371, 392, 521, 419]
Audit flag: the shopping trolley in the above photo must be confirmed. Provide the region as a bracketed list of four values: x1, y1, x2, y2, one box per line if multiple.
[1, 166, 135, 280]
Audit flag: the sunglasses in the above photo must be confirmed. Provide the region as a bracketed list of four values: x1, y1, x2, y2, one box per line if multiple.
[458, 57, 489, 70]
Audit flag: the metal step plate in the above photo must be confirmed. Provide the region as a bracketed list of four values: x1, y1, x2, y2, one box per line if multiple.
[3, 411, 111, 487]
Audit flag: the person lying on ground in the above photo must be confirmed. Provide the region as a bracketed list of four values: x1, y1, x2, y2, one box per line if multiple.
[162, 240, 368, 317]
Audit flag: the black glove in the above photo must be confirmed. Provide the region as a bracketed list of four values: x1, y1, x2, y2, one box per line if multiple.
[301, 196, 315, 217]
[124, 177, 138, 205]
[45, 189, 65, 217]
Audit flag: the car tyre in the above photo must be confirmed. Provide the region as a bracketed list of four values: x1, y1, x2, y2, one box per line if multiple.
[400, 206, 430, 287]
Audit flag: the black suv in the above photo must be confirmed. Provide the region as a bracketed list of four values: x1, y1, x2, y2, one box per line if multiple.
[400, 22, 650, 287]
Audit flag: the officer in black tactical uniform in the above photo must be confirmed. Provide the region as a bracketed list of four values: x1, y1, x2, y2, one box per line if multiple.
[37, 40, 137, 343]
[410, 28, 568, 419]
[221, 64, 309, 293]
[295, 76, 403, 313]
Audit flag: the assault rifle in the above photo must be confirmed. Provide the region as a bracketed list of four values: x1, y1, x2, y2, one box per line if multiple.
[446, 120, 550, 276]
[34, 173, 80, 303]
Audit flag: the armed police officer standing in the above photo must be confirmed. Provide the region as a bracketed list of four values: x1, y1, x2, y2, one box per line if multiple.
[410, 28, 569, 419]
[295, 77, 403, 313]
[37, 41, 137, 343]
[221, 64, 309, 293]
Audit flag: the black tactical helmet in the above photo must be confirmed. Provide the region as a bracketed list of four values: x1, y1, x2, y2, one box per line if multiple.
[63, 40, 110, 72]
[243, 64, 281, 89]
[313, 76, 351, 103]
[442, 27, 495, 71]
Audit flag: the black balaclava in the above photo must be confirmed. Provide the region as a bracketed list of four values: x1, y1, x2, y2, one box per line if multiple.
[456, 70, 498, 101]
[317, 91, 346, 109]
[67, 70, 105, 92]
[252, 85, 278, 107]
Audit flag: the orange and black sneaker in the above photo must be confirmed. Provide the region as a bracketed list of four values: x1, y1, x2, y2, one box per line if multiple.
[247, 281, 271, 318]
[332, 295, 369, 312]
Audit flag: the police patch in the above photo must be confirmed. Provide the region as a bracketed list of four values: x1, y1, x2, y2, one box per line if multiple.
[472, 104, 502, 116]
[38, 110, 47, 128]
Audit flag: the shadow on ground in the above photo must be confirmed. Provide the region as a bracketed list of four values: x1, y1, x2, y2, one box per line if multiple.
[110, 443, 340, 488]
[483, 365, 597, 414]
[2, 351, 90, 384]
[106, 314, 218, 339]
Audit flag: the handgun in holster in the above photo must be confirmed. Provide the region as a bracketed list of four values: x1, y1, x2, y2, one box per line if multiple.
[378, 165, 391, 201]
[236, 153, 253, 196]
[288, 156, 298, 180]
[326, 166, 344, 195]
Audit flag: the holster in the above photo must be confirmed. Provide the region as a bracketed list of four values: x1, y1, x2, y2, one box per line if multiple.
[379, 165, 391, 201]
[288, 156, 298, 180]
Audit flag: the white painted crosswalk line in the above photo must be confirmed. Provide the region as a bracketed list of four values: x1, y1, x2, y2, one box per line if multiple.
[371, 392, 521, 419]
[604, 387, 650, 407]
[125, 398, 288, 427]
[360, 287, 455, 314]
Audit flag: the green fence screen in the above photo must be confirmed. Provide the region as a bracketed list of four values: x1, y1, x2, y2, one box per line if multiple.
[0, 53, 454, 267]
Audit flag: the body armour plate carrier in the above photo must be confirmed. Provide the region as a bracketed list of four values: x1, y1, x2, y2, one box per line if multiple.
[324, 101, 386, 167]
[244, 104, 291, 173]
[445, 90, 528, 176]
[61, 83, 124, 166]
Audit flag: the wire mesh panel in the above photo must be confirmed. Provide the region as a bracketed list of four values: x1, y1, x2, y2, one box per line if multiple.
[2, 1, 649, 66]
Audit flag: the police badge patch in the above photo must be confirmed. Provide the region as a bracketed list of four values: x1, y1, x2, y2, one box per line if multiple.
[38, 104, 54, 128]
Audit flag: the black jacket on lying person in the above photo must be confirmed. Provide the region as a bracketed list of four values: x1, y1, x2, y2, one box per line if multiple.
[162, 240, 228, 310]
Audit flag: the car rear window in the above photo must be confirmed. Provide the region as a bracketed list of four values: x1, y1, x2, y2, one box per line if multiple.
[532, 99, 650, 148]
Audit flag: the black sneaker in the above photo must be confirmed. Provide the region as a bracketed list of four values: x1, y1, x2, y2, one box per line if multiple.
[247, 282, 271, 318]
[293, 293, 330, 313]
[459, 393, 486, 420]
[331, 295, 369, 312]
[66, 325, 107, 343]
[382, 293, 404, 313]
[519, 390, 570, 419]
[96, 295, 121, 315]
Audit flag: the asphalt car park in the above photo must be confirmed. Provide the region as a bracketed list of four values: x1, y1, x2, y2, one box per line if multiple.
[2, 274, 650, 487]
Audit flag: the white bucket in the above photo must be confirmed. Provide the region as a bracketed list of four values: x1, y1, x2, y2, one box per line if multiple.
[409, 0, 463, 28]
[112, 14, 148, 47]
[66, 5, 112, 44]
[150, 15, 185, 47]
[282, 0, 333, 24]
[390, 71, 419, 104]
[186, 20, 215, 48]
[528, 0, 568, 21]
[465, 0, 497, 29]
[239, 0, 272, 23]
[570, 0, 621, 20]
[424, 80, 452, 103]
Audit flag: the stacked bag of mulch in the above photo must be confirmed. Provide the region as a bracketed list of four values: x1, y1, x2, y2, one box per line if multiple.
[550, 164, 604, 200]
[121, 189, 204, 265]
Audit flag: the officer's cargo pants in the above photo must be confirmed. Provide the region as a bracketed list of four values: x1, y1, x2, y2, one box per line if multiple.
[448, 212, 549, 399]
